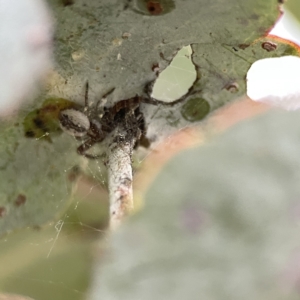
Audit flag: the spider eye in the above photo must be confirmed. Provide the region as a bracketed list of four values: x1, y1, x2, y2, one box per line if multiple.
[59, 109, 90, 137]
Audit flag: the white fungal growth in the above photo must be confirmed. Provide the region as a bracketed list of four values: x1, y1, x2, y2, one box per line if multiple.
[108, 130, 135, 230]
[246, 55, 300, 111]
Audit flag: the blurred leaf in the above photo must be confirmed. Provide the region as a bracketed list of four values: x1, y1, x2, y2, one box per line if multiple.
[285, 0, 300, 24]
[90, 109, 300, 300]
[0, 187, 108, 300]
[0, 294, 35, 300]
[0, 0, 53, 115]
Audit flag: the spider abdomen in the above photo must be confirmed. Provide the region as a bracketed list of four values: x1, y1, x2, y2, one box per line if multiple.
[59, 109, 90, 137]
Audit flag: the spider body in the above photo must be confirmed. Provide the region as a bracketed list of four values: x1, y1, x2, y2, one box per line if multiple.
[59, 109, 90, 137]
[59, 83, 153, 159]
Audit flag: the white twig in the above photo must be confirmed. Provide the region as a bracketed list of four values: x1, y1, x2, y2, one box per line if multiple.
[107, 127, 136, 229]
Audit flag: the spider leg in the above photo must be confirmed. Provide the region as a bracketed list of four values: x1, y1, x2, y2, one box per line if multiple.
[96, 87, 116, 111]
[84, 81, 89, 108]
[102, 87, 116, 99]
[77, 137, 105, 159]
[142, 96, 158, 105]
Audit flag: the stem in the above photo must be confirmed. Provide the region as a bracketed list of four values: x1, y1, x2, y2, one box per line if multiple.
[107, 126, 136, 229]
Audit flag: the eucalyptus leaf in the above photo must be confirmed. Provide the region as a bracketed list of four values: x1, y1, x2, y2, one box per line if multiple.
[0, 113, 79, 235]
[0, 187, 108, 300]
[0, 0, 298, 299]
[0, 0, 287, 236]
[90, 109, 300, 300]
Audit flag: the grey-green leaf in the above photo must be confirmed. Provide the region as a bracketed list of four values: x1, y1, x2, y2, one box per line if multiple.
[91, 109, 300, 300]
[0, 0, 286, 238]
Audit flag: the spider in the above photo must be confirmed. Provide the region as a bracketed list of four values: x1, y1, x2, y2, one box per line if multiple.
[59, 82, 156, 159]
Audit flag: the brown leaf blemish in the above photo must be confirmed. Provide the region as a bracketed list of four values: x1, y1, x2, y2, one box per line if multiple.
[62, 0, 74, 6]
[14, 194, 27, 207]
[238, 44, 250, 50]
[262, 41, 277, 52]
[147, 1, 163, 15]
[152, 63, 159, 72]
[25, 130, 35, 138]
[0, 207, 6, 217]
[224, 82, 239, 93]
